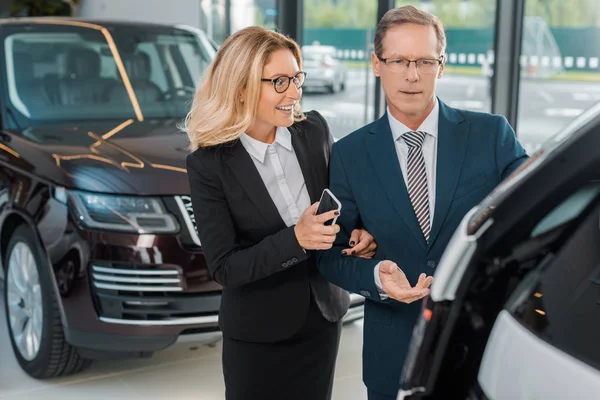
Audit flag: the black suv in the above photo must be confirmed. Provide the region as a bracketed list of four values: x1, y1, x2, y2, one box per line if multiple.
[0, 18, 366, 380]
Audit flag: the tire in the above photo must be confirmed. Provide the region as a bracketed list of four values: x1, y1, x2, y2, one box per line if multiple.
[3, 224, 91, 379]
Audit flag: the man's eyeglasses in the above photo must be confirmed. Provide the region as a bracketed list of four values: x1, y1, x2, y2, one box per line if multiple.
[261, 71, 307, 93]
[376, 55, 443, 74]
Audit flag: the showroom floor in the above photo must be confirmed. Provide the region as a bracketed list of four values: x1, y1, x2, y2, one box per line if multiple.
[0, 284, 368, 400]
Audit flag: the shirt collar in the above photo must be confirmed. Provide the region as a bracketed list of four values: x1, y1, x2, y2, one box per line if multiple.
[387, 97, 439, 142]
[239, 126, 293, 163]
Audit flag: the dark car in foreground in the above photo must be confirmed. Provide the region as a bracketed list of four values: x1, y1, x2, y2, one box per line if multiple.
[399, 102, 600, 399]
[0, 18, 365, 379]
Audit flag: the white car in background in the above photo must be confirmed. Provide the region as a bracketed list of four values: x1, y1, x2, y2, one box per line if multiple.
[302, 44, 347, 94]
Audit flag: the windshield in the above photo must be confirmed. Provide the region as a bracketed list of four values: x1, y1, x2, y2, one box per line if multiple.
[302, 47, 337, 63]
[3, 22, 215, 123]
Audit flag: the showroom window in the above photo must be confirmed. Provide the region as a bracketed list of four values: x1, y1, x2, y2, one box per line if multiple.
[517, 0, 600, 154]
[301, 0, 377, 140]
[395, 0, 498, 115]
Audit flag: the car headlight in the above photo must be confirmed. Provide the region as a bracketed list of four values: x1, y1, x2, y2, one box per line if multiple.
[70, 191, 179, 234]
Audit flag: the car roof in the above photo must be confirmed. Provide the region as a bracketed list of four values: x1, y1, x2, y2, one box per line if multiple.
[0, 17, 188, 31]
[302, 45, 337, 52]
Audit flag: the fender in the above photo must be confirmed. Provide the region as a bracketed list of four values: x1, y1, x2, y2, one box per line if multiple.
[0, 197, 69, 329]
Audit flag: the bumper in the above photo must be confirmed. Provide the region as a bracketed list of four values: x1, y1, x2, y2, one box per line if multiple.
[65, 315, 221, 359]
[55, 220, 221, 355]
[66, 292, 363, 356]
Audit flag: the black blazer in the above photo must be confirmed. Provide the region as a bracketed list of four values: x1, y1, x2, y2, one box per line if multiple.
[186, 111, 350, 343]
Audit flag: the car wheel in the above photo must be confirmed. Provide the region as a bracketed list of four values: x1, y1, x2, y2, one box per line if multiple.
[4, 224, 91, 379]
[327, 81, 342, 94]
[340, 82, 346, 91]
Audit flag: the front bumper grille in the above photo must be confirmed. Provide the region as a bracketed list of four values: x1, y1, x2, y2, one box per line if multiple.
[92, 264, 184, 292]
[90, 263, 220, 326]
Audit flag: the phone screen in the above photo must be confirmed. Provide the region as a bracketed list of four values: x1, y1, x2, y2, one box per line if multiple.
[316, 190, 340, 226]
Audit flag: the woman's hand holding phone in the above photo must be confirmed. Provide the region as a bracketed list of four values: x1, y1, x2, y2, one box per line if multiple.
[294, 202, 340, 250]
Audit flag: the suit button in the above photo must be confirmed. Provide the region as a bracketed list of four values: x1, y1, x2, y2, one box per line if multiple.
[292, 257, 298, 263]
[281, 262, 288, 268]
[427, 260, 436, 269]
[359, 290, 371, 298]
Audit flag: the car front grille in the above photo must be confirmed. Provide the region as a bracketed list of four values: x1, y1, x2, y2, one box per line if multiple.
[174, 195, 201, 247]
[91, 264, 184, 292]
[90, 263, 220, 326]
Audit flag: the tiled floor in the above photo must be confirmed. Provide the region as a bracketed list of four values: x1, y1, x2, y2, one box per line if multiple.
[0, 283, 368, 400]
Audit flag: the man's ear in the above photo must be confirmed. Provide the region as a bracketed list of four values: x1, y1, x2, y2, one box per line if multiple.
[372, 52, 381, 77]
[438, 55, 445, 79]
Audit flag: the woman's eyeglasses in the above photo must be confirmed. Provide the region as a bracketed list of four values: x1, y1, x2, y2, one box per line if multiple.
[261, 71, 307, 93]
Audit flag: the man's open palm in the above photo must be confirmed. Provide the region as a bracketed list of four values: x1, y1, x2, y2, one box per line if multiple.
[379, 260, 433, 303]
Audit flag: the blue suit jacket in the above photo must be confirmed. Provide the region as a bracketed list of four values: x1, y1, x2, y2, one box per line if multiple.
[316, 99, 528, 395]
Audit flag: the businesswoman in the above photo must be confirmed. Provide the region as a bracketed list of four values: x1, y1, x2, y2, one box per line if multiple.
[184, 27, 376, 400]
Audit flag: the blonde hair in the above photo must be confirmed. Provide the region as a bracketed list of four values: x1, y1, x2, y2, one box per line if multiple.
[185, 27, 305, 150]
[374, 5, 447, 57]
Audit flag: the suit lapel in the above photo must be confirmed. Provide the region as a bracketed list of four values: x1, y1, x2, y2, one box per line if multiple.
[225, 140, 286, 227]
[428, 100, 469, 248]
[289, 124, 321, 203]
[367, 114, 427, 249]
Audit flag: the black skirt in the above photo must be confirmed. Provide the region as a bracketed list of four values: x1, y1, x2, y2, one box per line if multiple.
[221, 296, 342, 400]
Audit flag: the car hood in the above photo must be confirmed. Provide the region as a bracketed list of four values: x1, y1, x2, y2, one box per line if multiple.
[10, 119, 193, 195]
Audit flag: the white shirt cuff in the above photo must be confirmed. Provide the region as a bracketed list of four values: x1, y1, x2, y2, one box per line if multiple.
[373, 262, 388, 300]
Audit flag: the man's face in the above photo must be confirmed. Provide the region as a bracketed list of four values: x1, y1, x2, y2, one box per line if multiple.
[372, 23, 444, 124]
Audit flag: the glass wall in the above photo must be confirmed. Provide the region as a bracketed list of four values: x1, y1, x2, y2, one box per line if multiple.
[230, 0, 277, 33]
[396, 0, 497, 114]
[200, 0, 228, 44]
[195, 0, 600, 156]
[301, 0, 377, 140]
[299, 0, 498, 141]
[517, 0, 600, 154]
[200, 0, 278, 44]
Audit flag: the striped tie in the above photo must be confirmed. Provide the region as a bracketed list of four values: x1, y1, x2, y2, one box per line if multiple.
[402, 131, 430, 242]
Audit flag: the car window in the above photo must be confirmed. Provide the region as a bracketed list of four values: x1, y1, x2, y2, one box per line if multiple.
[3, 24, 213, 124]
[176, 39, 211, 87]
[137, 43, 168, 91]
[531, 181, 600, 237]
[509, 188, 600, 372]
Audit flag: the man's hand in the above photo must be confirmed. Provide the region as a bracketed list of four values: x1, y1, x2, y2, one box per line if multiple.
[342, 229, 377, 258]
[378, 260, 433, 303]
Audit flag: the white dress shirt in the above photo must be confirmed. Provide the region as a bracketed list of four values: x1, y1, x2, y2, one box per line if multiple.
[239, 127, 311, 228]
[374, 99, 439, 299]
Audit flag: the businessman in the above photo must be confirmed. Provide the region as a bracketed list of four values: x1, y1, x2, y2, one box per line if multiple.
[317, 6, 529, 400]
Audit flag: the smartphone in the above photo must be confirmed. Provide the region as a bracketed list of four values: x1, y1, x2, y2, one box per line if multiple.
[316, 188, 342, 226]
